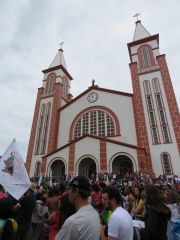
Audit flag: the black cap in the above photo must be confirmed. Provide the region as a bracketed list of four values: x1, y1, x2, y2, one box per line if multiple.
[69, 176, 91, 193]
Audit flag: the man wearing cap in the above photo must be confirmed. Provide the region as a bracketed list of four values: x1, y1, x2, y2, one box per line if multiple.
[55, 176, 100, 240]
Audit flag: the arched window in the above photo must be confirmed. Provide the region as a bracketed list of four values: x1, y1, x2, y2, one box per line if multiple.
[152, 78, 160, 94]
[45, 73, 56, 95]
[161, 153, 172, 174]
[143, 80, 160, 144]
[138, 44, 155, 69]
[34, 161, 40, 177]
[35, 104, 46, 154]
[144, 80, 151, 95]
[41, 102, 51, 154]
[74, 110, 115, 139]
[62, 77, 68, 97]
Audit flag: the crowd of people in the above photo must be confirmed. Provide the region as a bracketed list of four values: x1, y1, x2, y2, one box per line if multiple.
[0, 171, 180, 240]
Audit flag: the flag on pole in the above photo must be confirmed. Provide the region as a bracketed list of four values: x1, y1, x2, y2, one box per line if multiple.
[0, 139, 31, 200]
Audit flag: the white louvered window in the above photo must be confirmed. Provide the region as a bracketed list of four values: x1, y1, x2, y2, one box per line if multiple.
[35, 104, 46, 155]
[152, 78, 171, 143]
[143, 80, 160, 144]
[41, 102, 51, 154]
[74, 110, 115, 139]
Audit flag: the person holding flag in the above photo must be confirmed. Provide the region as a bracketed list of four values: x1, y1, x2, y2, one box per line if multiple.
[0, 139, 31, 200]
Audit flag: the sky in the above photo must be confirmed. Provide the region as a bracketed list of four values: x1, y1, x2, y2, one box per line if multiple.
[0, 0, 180, 160]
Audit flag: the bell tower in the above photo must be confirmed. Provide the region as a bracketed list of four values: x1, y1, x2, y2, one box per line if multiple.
[26, 47, 73, 177]
[128, 20, 180, 176]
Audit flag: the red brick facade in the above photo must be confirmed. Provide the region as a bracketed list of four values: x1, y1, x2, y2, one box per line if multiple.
[157, 55, 180, 154]
[41, 83, 63, 174]
[100, 139, 107, 171]
[41, 156, 47, 175]
[27, 24, 179, 178]
[68, 142, 75, 173]
[47, 83, 62, 152]
[129, 62, 153, 174]
[26, 87, 43, 174]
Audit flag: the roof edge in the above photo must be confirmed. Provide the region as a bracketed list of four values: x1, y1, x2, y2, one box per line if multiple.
[59, 86, 133, 111]
[42, 64, 73, 80]
[128, 34, 159, 48]
[42, 134, 145, 158]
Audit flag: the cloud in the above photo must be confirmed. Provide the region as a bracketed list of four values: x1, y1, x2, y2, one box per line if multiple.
[0, 0, 179, 159]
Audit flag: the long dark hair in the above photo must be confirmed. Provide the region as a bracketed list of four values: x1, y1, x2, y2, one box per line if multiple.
[145, 185, 169, 210]
[58, 193, 76, 229]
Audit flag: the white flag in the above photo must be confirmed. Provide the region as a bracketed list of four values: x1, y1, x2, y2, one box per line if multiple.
[0, 139, 31, 200]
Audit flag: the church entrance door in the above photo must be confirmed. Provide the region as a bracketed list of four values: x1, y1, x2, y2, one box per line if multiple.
[78, 158, 96, 178]
[112, 155, 133, 177]
[50, 160, 65, 179]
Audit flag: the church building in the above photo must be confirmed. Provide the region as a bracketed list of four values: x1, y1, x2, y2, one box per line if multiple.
[26, 20, 180, 178]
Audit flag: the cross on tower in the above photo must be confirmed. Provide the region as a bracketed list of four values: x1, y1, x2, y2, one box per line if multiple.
[133, 13, 141, 21]
[92, 79, 95, 86]
[59, 41, 64, 49]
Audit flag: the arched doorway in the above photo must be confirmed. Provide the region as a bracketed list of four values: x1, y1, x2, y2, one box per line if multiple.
[112, 155, 133, 176]
[78, 158, 96, 178]
[50, 160, 65, 179]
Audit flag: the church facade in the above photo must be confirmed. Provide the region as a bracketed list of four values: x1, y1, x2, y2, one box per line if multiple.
[26, 21, 180, 178]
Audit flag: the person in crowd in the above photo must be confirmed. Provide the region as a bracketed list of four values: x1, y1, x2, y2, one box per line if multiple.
[46, 203, 59, 240]
[0, 196, 18, 240]
[100, 186, 133, 240]
[99, 182, 107, 192]
[13, 184, 36, 240]
[120, 186, 130, 212]
[55, 176, 100, 240]
[58, 193, 76, 230]
[91, 184, 102, 211]
[140, 185, 171, 240]
[0, 185, 7, 200]
[132, 186, 145, 220]
[100, 205, 112, 238]
[58, 184, 65, 197]
[31, 194, 49, 240]
[165, 188, 180, 240]
[46, 188, 59, 212]
[127, 186, 135, 214]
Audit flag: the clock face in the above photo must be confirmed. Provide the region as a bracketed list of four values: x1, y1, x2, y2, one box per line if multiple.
[87, 92, 98, 103]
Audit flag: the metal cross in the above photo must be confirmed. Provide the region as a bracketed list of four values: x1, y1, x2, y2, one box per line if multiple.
[133, 13, 141, 21]
[59, 41, 64, 49]
[92, 79, 95, 86]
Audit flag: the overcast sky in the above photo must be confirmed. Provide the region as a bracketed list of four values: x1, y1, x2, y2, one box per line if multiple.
[0, 0, 180, 159]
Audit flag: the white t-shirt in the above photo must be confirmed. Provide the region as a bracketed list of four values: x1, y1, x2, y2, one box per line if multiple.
[55, 204, 100, 240]
[108, 207, 133, 240]
[167, 203, 180, 222]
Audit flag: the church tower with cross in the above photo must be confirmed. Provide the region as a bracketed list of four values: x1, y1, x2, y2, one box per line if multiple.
[26, 46, 73, 176]
[26, 19, 180, 179]
[128, 19, 180, 175]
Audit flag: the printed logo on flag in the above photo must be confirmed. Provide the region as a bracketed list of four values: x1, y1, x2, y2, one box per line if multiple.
[2, 151, 15, 176]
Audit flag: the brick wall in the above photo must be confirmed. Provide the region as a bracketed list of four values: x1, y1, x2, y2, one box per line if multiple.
[26, 88, 43, 174]
[100, 139, 107, 171]
[129, 62, 153, 174]
[157, 54, 180, 154]
[68, 142, 75, 174]
[41, 83, 62, 175]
